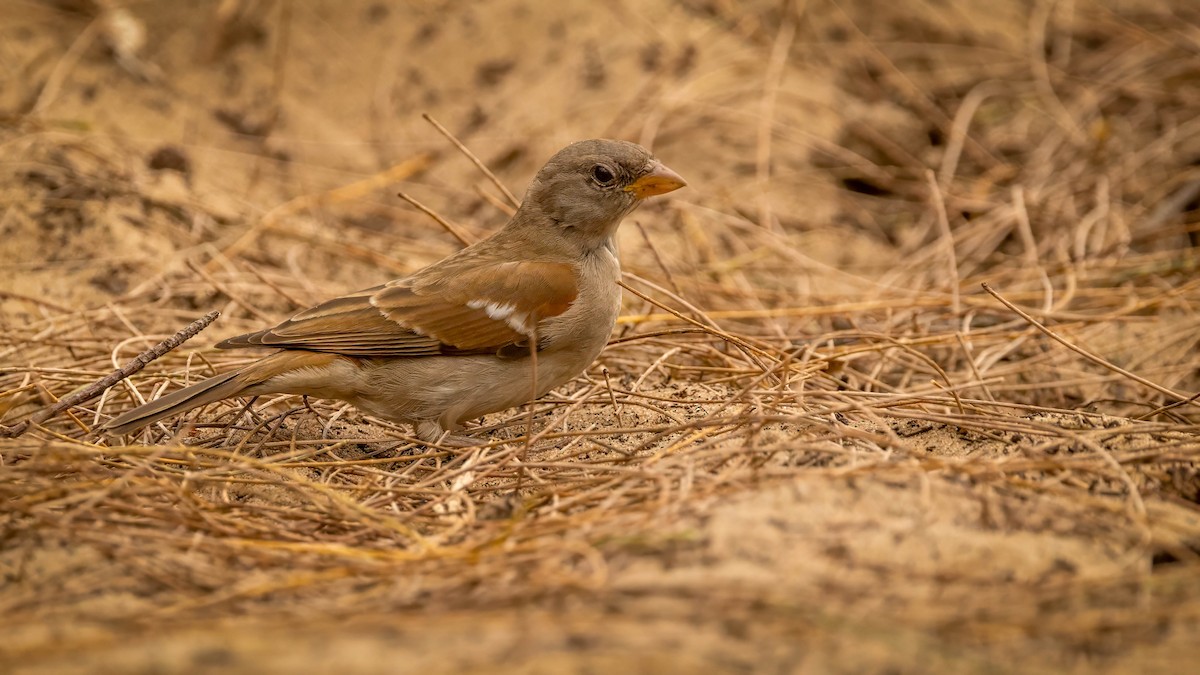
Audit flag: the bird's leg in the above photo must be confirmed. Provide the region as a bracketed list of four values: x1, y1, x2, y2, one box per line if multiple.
[415, 420, 479, 448]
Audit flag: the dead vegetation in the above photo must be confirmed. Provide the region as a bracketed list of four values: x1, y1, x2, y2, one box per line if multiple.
[1, 0, 1199, 672]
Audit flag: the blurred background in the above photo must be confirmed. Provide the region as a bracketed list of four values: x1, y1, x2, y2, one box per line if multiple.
[3, 1, 1198, 329]
[2, 0, 1199, 672]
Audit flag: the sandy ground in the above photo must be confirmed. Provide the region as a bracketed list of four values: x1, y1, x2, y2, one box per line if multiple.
[2, 0, 1200, 673]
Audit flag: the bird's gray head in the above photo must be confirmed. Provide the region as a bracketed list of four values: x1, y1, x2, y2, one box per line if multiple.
[517, 139, 686, 252]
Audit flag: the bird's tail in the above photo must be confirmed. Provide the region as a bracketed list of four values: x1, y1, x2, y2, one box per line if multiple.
[101, 351, 342, 435]
[102, 370, 248, 435]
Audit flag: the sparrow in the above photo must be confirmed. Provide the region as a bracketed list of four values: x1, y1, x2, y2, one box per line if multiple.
[103, 139, 686, 444]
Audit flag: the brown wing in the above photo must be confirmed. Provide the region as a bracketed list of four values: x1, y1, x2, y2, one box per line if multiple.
[216, 261, 577, 357]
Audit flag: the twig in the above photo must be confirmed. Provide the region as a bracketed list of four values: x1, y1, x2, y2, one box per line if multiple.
[186, 259, 272, 322]
[1143, 178, 1200, 233]
[240, 261, 311, 309]
[518, 324, 540, 495]
[474, 184, 517, 217]
[602, 367, 624, 427]
[29, 17, 103, 114]
[756, 15, 795, 232]
[422, 113, 521, 208]
[396, 191, 475, 247]
[939, 81, 1000, 186]
[633, 221, 682, 296]
[0, 311, 220, 438]
[1135, 391, 1200, 422]
[264, 0, 292, 134]
[212, 153, 433, 268]
[0, 290, 75, 314]
[617, 278, 776, 379]
[926, 170, 960, 314]
[982, 282, 1200, 411]
[621, 272, 722, 330]
[1029, 0, 1086, 144]
[955, 332, 997, 404]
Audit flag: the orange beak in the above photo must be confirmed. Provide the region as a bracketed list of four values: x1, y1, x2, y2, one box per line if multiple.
[625, 161, 687, 199]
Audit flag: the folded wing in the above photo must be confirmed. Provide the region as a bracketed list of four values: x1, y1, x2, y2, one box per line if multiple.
[216, 261, 577, 357]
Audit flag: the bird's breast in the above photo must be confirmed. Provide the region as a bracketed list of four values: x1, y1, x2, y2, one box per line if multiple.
[538, 246, 621, 356]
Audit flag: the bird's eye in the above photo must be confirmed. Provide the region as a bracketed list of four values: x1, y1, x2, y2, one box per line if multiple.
[591, 164, 617, 186]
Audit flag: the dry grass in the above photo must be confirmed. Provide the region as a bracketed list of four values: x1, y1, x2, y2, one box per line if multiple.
[2, 0, 1200, 672]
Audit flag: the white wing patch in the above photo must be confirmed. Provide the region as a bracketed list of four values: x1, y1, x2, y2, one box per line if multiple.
[467, 299, 533, 336]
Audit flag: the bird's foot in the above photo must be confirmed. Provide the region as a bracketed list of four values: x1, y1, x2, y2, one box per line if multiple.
[416, 421, 481, 448]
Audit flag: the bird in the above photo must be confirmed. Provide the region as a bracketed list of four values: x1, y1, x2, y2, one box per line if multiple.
[102, 139, 686, 444]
